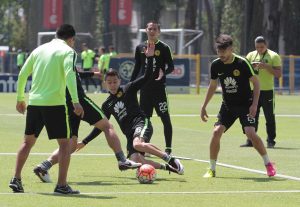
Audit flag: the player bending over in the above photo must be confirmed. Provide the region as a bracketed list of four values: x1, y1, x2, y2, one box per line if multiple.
[77, 43, 184, 175]
[33, 70, 141, 188]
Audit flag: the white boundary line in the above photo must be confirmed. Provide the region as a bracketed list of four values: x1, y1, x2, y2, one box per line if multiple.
[174, 156, 300, 182]
[1, 153, 300, 182]
[1, 114, 300, 118]
[0, 190, 300, 195]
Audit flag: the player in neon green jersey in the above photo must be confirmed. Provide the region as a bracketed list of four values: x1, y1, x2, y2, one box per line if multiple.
[9, 24, 83, 194]
[240, 36, 282, 148]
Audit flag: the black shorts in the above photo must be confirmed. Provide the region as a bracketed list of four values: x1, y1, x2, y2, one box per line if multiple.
[25, 105, 70, 139]
[68, 96, 106, 137]
[140, 87, 170, 117]
[126, 117, 153, 158]
[215, 102, 256, 132]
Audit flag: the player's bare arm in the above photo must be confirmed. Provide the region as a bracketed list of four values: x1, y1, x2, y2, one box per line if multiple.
[249, 75, 260, 118]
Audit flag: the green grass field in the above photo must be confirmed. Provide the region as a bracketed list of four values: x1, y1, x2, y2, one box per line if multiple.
[0, 92, 300, 207]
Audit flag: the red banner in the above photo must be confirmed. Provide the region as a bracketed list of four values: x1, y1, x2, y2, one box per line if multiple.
[110, 0, 132, 25]
[43, 0, 63, 29]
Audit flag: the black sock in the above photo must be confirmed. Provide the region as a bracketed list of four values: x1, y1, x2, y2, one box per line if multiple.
[115, 151, 126, 162]
[39, 160, 52, 171]
[160, 114, 173, 149]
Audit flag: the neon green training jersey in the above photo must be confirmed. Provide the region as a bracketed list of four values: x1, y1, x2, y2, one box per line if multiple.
[246, 49, 282, 90]
[17, 39, 79, 105]
[81, 49, 95, 69]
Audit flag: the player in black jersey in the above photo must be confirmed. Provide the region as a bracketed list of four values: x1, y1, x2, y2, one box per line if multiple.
[200, 34, 276, 178]
[77, 43, 184, 175]
[130, 21, 174, 155]
[33, 69, 141, 184]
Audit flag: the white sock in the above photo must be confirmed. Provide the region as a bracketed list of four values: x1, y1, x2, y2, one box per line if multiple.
[262, 154, 270, 165]
[210, 159, 217, 171]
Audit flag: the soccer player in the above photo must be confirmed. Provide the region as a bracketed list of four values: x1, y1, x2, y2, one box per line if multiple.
[130, 21, 174, 155]
[240, 36, 282, 148]
[33, 69, 142, 184]
[9, 24, 84, 194]
[16, 49, 26, 70]
[98, 47, 111, 92]
[81, 43, 98, 93]
[77, 43, 184, 175]
[201, 34, 276, 178]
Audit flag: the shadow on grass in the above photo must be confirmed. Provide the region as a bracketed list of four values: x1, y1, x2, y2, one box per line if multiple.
[68, 176, 186, 186]
[216, 176, 284, 182]
[38, 192, 116, 199]
[269, 147, 300, 150]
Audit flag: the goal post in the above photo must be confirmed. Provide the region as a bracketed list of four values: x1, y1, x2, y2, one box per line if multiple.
[137, 28, 203, 55]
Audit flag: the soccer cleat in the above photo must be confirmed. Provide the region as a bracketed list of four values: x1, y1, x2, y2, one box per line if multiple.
[265, 162, 276, 177]
[165, 164, 183, 175]
[9, 177, 24, 193]
[54, 184, 80, 194]
[168, 157, 184, 175]
[165, 148, 172, 155]
[267, 142, 275, 149]
[33, 166, 52, 183]
[240, 142, 253, 147]
[118, 159, 142, 171]
[203, 169, 216, 178]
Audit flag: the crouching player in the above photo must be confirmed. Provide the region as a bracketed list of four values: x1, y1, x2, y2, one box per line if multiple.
[33, 70, 141, 190]
[77, 42, 184, 175]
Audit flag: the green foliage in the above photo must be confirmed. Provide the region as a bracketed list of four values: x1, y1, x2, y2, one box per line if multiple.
[220, 0, 243, 53]
[94, 0, 104, 47]
[0, 0, 27, 49]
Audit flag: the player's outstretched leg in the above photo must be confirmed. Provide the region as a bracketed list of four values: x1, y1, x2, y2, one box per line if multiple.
[118, 159, 142, 171]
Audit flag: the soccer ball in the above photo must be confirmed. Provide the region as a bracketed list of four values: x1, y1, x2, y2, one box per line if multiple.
[136, 164, 157, 184]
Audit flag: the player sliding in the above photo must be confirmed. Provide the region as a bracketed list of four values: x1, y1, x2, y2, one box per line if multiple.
[77, 42, 184, 175]
[200, 34, 276, 178]
[33, 65, 141, 189]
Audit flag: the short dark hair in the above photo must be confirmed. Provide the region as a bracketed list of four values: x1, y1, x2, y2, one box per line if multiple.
[255, 36, 266, 44]
[56, 24, 76, 40]
[215, 34, 233, 50]
[105, 68, 120, 80]
[146, 21, 161, 31]
[99, 47, 106, 52]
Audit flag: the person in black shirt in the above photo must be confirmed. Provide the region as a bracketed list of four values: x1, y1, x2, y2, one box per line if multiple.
[77, 43, 184, 175]
[130, 21, 174, 155]
[33, 68, 142, 184]
[200, 34, 276, 178]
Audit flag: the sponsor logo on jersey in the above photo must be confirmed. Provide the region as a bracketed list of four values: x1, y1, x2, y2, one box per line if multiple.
[233, 69, 240, 76]
[224, 77, 238, 93]
[114, 101, 127, 120]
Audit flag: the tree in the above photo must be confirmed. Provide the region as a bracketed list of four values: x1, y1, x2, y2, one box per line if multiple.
[282, 0, 300, 54]
[0, 0, 28, 49]
[220, 0, 243, 54]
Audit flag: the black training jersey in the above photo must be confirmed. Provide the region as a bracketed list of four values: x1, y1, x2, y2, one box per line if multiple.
[130, 40, 174, 87]
[102, 57, 154, 135]
[211, 54, 255, 106]
[66, 70, 94, 102]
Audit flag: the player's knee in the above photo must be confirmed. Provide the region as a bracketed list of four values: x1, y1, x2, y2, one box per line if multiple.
[133, 138, 144, 150]
[212, 127, 223, 138]
[245, 127, 258, 140]
[96, 118, 114, 132]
